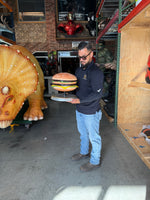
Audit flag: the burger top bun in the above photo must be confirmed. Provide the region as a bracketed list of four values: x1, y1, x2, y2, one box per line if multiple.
[51, 72, 78, 92]
[52, 72, 77, 81]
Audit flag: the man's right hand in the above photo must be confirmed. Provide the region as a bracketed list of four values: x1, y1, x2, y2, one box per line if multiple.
[68, 98, 80, 104]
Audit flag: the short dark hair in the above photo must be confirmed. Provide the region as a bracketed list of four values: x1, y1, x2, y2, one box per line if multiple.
[78, 41, 92, 51]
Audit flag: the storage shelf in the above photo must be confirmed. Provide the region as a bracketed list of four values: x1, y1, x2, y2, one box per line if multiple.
[96, 9, 119, 44]
[44, 76, 58, 97]
[118, 123, 150, 169]
[118, 0, 150, 32]
[0, 36, 16, 45]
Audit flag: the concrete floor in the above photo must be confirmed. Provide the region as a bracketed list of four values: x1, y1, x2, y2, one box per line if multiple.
[0, 98, 150, 200]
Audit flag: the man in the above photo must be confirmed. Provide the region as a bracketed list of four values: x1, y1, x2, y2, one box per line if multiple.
[69, 41, 104, 172]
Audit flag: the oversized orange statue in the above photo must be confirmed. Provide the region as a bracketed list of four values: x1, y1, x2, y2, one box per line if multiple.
[0, 45, 47, 128]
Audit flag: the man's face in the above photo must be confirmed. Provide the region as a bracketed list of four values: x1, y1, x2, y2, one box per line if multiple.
[78, 48, 93, 66]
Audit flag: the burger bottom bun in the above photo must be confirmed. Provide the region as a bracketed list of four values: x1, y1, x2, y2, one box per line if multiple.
[52, 85, 78, 92]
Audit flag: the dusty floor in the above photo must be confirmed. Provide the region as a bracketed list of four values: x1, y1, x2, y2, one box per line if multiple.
[0, 99, 149, 200]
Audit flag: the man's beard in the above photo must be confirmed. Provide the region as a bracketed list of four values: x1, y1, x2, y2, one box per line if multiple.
[81, 62, 90, 70]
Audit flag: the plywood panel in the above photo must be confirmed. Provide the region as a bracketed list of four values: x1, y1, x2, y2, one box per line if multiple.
[117, 27, 150, 124]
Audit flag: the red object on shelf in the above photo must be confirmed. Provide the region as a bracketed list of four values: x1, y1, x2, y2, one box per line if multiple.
[57, 12, 83, 36]
[118, 0, 150, 33]
[148, 55, 150, 67]
[145, 55, 150, 84]
[58, 21, 83, 35]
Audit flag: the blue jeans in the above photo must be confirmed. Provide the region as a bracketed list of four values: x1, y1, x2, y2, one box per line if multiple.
[76, 110, 102, 165]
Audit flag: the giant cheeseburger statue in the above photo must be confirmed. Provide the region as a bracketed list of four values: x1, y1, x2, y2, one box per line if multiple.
[51, 72, 78, 101]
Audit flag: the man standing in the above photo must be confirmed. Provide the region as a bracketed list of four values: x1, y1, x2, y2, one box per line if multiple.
[70, 41, 104, 172]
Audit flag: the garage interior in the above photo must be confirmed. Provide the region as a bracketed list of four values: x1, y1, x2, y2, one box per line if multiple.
[0, 0, 150, 200]
[0, 100, 149, 200]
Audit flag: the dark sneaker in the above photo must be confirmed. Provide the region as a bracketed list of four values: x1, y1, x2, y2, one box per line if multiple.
[71, 153, 90, 161]
[80, 162, 100, 172]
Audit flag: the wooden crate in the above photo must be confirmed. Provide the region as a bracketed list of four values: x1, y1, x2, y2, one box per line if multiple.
[117, 0, 150, 169]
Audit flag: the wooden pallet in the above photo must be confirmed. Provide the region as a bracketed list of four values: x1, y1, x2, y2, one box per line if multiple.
[118, 123, 150, 169]
[11, 101, 32, 129]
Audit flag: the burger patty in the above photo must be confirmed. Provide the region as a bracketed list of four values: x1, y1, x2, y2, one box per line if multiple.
[51, 83, 77, 87]
[52, 79, 76, 83]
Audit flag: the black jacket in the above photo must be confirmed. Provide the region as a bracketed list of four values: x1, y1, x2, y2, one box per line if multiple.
[75, 61, 104, 114]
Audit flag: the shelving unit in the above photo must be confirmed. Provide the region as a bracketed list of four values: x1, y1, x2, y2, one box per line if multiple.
[96, 0, 119, 47]
[56, 0, 97, 40]
[0, 0, 16, 42]
[96, 0, 135, 122]
[117, 0, 150, 169]
[44, 76, 58, 97]
[96, 0, 150, 169]
[95, 0, 135, 44]
[0, 35, 16, 45]
[33, 51, 58, 97]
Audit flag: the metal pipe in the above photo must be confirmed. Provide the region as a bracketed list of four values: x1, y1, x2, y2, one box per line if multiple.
[96, 0, 105, 18]
[114, 0, 122, 126]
